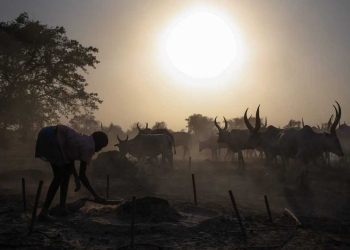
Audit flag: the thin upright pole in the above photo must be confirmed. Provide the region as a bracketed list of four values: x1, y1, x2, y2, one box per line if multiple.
[106, 173, 110, 200]
[228, 190, 246, 238]
[22, 178, 26, 212]
[191, 174, 198, 206]
[264, 195, 273, 223]
[130, 196, 136, 249]
[28, 181, 43, 236]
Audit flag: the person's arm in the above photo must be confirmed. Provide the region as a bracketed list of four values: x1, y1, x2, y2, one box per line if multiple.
[72, 166, 81, 192]
[79, 161, 106, 202]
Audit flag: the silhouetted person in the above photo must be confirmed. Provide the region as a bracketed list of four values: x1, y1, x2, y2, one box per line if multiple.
[35, 125, 108, 221]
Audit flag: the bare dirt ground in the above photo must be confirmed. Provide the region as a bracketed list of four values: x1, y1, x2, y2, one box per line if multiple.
[1, 144, 350, 249]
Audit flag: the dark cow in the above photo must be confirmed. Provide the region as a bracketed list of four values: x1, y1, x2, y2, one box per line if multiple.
[214, 117, 250, 168]
[278, 101, 344, 189]
[115, 133, 173, 176]
[172, 132, 191, 159]
[244, 105, 281, 165]
[137, 123, 176, 155]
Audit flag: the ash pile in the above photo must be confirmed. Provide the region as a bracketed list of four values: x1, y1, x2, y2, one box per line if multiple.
[116, 197, 182, 223]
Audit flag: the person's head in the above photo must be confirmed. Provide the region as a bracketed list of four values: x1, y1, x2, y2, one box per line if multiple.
[92, 131, 109, 152]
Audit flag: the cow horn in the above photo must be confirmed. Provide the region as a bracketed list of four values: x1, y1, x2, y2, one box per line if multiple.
[331, 101, 341, 134]
[302, 118, 304, 128]
[136, 122, 141, 131]
[327, 115, 333, 131]
[317, 125, 320, 129]
[244, 108, 254, 132]
[117, 134, 128, 142]
[254, 105, 261, 133]
[108, 123, 113, 132]
[214, 117, 221, 131]
[223, 117, 228, 131]
[146, 123, 148, 130]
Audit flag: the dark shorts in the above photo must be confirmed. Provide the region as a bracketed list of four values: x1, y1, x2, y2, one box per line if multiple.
[35, 126, 65, 166]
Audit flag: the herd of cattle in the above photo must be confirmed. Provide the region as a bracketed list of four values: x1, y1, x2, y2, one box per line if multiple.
[102, 101, 349, 189]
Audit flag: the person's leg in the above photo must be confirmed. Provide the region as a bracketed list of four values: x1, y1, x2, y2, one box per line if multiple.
[38, 164, 62, 221]
[59, 161, 74, 215]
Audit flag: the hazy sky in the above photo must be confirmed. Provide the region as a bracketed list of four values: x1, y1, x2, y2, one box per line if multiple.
[2, 0, 350, 131]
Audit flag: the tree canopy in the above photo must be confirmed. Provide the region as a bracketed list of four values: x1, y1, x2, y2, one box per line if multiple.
[0, 13, 102, 139]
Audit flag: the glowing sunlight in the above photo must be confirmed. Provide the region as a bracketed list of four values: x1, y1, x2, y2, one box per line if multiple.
[165, 11, 239, 79]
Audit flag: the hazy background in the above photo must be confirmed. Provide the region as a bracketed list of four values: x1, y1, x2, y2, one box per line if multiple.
[1, 0, 350, 131]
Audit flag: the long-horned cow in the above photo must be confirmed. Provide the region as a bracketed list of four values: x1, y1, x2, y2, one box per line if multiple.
[214, 117, 250, 168]
[172, 132, 191, 159]
[302, 116, 334, 167]
[137, 123, 177, 155]
[244, 105, 281, 165]
[278, 101, 344, 189]
[199, 135, 229, 160]
[115, 133, 173, 176]
[336, 122, 350, 162]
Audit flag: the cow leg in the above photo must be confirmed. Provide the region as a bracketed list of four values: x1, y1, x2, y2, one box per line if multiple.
[136, 156, 144, 177]
[182, 145, 187, 160]
[296, 153, 309, 190]
[280, 155, 288, 183]
[168, 151, 173, 170]
[224, 149, 231, 161]
[324, 152, 331, 167]
[238, 151, 245, 169]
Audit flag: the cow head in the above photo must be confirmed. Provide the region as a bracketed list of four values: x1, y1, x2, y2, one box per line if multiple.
[114, 134, 129, 157]
[214, 116, 229, 144]
[137, 122, 152, 134]
[324, 101, 344, 157]
[243, 105, 261, 149]
[198, 140, 205, 152]
[101, 123, 113, 135]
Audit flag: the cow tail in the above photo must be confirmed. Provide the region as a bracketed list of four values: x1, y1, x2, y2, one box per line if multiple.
[172, 135, 176, 155]
[189, 136, 192, 150]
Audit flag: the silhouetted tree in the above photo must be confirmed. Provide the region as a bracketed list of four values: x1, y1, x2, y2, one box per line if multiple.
[152, 121, 167, 129]
[0, 13, 102, 142]
[69, 113, 99, 135]
[283, 119, 301, 129]
[185, 114, 215, 135]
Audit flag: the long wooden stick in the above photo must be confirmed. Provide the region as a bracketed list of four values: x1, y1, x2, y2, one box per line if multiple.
[285, 208, 302, 226]
[22, 178, 26, 212]
[264, 195, 273, 223]
[106, 173, 110, 200]
[229, 190, 246, 238]
[191, 174, 197, 206]
[28, 181, 43, 236]
[130, 196, 136, 249]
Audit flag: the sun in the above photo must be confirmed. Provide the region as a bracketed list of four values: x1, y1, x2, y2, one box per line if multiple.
[165, 11, 238, 78]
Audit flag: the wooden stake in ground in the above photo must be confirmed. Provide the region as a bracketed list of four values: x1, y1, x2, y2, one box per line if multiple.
[228, 190, 246, 238]
[188, 157, 192, 174]
[130, 196, 136, 249]
[191, 174, 198, 206]
[106, 173, 110, 200]
[22, 178, 26, 212]
[28, 181, 43, 236]
[285, 208, 302, 226]
[264, 195, 273, 223]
